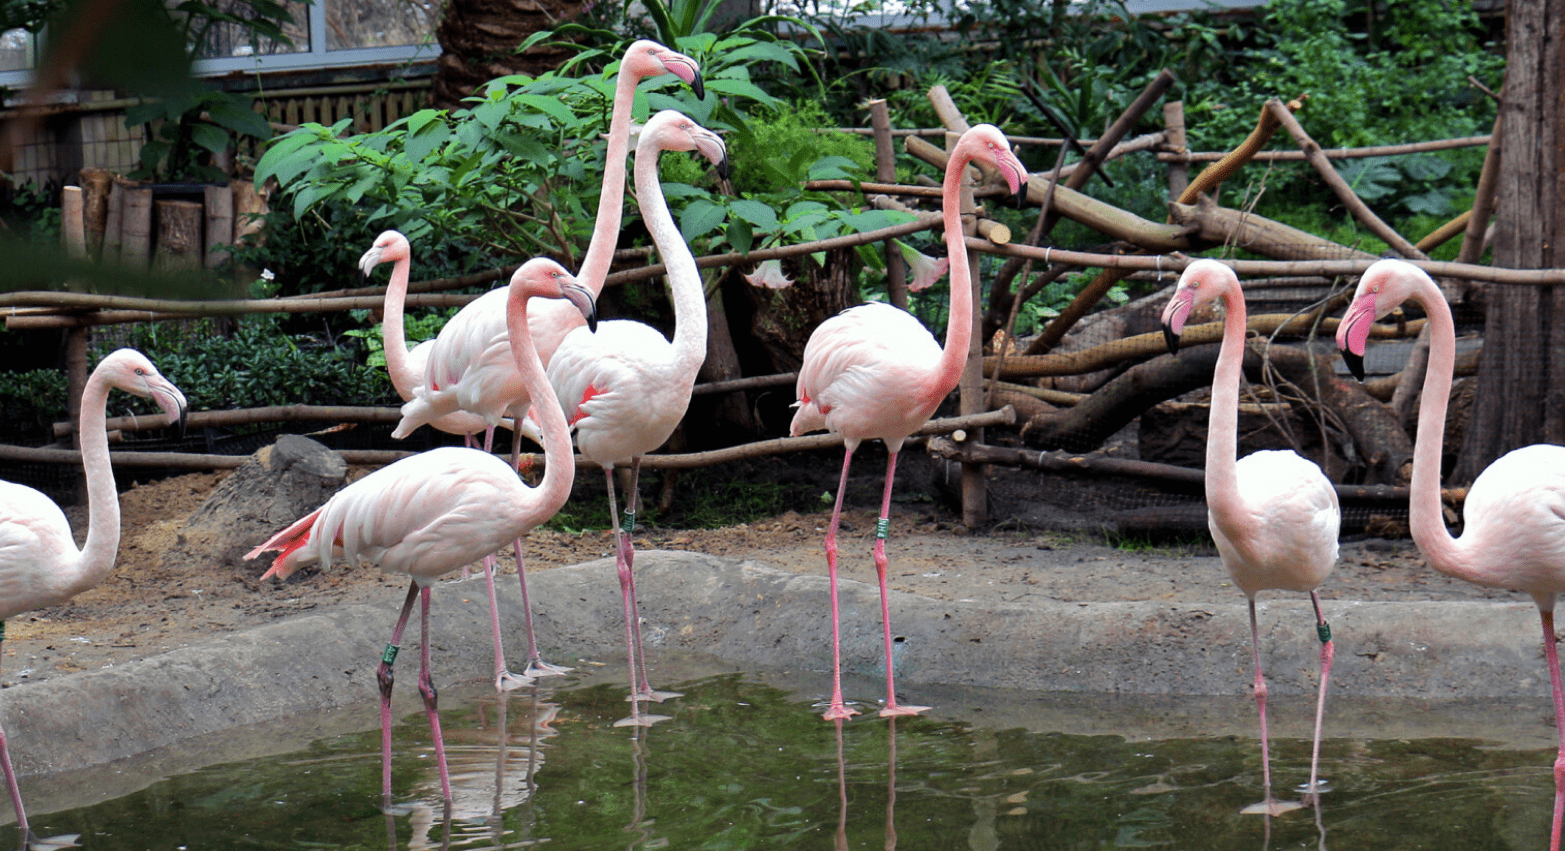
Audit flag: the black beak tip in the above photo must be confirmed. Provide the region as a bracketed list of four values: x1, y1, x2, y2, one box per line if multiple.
[691, 74, 705, 101]
[1013, 184, 1028, 210]
[586, 312, 599, 333]
[1162, 325, 1180, 357]
[175, 408, 189, 440]
[1342, 350, 1366, 382]
[716, 155, 731, 182]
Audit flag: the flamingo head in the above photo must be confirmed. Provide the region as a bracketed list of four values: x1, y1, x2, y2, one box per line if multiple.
[625, 39, 704, 101]
[1160, 258, 1237, 355]
[1337, 257, 1430, 381]
[510, 258, 598, 333]
[640, 109, 729, 180]
[358, 230, 410, 282]
[959, 124, 1028, 207]
[99, 348, 189, 436]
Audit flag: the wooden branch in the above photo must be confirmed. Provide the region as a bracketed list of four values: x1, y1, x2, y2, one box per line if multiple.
[966, 239, 1565, 286]
[906, 135, 1197, 253]
[986, 313, 1421, 379]
[925, 438, 1458, 504]
[52, 404, 407, 438]
[1179, 97, 1297, 205]
[10, 408, 1020, 474]
[1268, 99, 1425, 260]
[1168, 195, 1379, 262]
[1155, 134, 1491, 164]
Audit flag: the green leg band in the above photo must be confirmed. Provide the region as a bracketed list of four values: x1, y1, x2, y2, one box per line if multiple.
[1317, 622, 1332, 644]
[875, 518, 890, 540]
[620, 510, 636, 534]
[382, 644, 400, 665]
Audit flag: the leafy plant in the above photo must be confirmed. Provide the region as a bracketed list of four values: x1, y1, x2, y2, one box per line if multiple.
[126, 89, 274, 183]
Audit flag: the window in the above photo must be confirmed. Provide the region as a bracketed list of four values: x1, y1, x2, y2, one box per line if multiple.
[0, 0, 439, 90]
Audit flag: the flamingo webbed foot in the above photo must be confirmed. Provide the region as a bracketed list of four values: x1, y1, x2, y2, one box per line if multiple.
[25, 832, 81, 851]
[626, 688, 682, 703]
[821, 703, 860, 721]
[1240, 798, 1304, 816]
[612, 712, 672, 728]
[524, 659, 573, 678]
[495, 670, 535, 692]
[878, 703, 930, 719]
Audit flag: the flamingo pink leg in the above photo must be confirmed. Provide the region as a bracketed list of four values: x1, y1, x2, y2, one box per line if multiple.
[1303, 591, 1334, 804]
[615, 461, 679, 705]
[606, 469, 670, 729]
[0, 627, 34, 849]
[1540, 607, 1565, 851]
[379, 583, 420, 804]
[823, 446, 860, 721]
[513, 540, 570, 678]
[873, 451, 929, 718]
[1250, 599, 1275, 802]
[415, 587, 453, 804]
[479, 554, 529, 691]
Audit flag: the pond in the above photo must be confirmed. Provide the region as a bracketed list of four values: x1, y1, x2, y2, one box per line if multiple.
[12, 665, 1560, 850]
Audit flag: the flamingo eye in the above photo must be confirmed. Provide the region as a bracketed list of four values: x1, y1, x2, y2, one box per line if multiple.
[134, 368, 145, 375]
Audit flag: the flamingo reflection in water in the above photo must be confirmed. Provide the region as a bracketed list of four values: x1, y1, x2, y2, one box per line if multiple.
[832, 718, 900, 851]
[388, 685, 562, 851]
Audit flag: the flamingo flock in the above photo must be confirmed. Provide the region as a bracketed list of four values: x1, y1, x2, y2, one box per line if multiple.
[0, 38, 1558, 851]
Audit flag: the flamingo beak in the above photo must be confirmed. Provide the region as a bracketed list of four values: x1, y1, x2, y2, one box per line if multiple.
[1336, 291, 1378, 382]
[564, 281, 598, 333]
[665, 56, 704, 100]
[358, 246, 383, 281]
[155, 383, 189, 438]
[1160, 288, 1194, 355]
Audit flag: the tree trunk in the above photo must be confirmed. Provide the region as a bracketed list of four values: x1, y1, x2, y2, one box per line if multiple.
[432, 0, 586, 109]
[1455, 0, 1565, 482]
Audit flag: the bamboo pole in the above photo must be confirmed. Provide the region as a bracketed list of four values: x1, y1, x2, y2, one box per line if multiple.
[868, 98, 908, 310]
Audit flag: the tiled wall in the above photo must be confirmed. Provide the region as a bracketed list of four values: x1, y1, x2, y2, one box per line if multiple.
[8, 90, 141, 189]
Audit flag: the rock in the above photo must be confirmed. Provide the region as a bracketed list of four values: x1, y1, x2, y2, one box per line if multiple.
[164, 435, 348, 573]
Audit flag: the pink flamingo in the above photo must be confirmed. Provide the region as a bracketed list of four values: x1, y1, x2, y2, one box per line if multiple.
[0, 349, 186, 846]
[381, 41, 701, 685]
[362, 231, 555, 689]
[246, 258, 595, 806]
[788, 123, 1025, 720]
[545, 110, 728, 723]
[392, 39, 703, 440]
[1338, 258, 1565, 850]
[1161, 259, 1339, 815]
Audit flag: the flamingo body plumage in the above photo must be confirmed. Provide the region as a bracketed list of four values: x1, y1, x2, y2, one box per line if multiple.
[247, 258, 595, 805]
[0, 348, 186, 846]
[1338, 258, 1565, 850]
[545, 109, 728, 723]
[789, 123, 1026, 721]
[1161, 259, 1339, 815]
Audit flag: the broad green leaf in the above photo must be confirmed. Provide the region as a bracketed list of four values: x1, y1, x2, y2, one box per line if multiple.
[189, 122, 228, 155]
[680, 198, 728, 242]
[726, 217, 753, 254]
[404, 121, 453, 163]
[728, 198, 778, 231]
[511, 94, 580, 125]
[406, 109, 443, 134]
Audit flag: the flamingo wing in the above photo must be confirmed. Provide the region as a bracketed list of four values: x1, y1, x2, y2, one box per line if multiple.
[793, 303, 942, 443]
[0, 482, 77, 617]
[547, 320, 687, 466]
[1216, 450, 1340, 596]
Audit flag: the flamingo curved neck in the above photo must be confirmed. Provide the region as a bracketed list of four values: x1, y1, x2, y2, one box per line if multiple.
[506, 300, 575, 511]
[380, 253, 419, 397]
[71, 369, 122, 598]
[928, 145, 976, 404]
[634, 139, 706, 381]
[575, 63, 641, 297]
[1407, 279, 1472, 577]
[1205, 286, 1247, 523]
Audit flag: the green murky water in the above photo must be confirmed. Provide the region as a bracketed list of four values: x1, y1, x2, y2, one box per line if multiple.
[11, 674, 1561, 850]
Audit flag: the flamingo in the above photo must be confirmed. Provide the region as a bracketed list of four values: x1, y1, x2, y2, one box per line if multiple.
[380, 41, 702, 685]
[545, 109, 728, 723]
[361, 230, 554, 688]
[245, 258, 595, 806]
[1161, 259, 1340, 815]
[0, 349, 186, 846]
[788, 123, 1026, 720]
[1337, 257, 1565, 850]
[392, 38, 703, 441]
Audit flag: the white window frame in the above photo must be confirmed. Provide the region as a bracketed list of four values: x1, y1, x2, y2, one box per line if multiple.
[0, 4, 439, 92]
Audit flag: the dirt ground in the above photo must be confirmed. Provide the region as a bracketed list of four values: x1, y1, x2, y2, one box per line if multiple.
[1, 450, 1516, 691]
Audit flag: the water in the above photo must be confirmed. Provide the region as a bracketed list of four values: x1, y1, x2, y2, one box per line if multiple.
[12, 671, 1561, 850]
